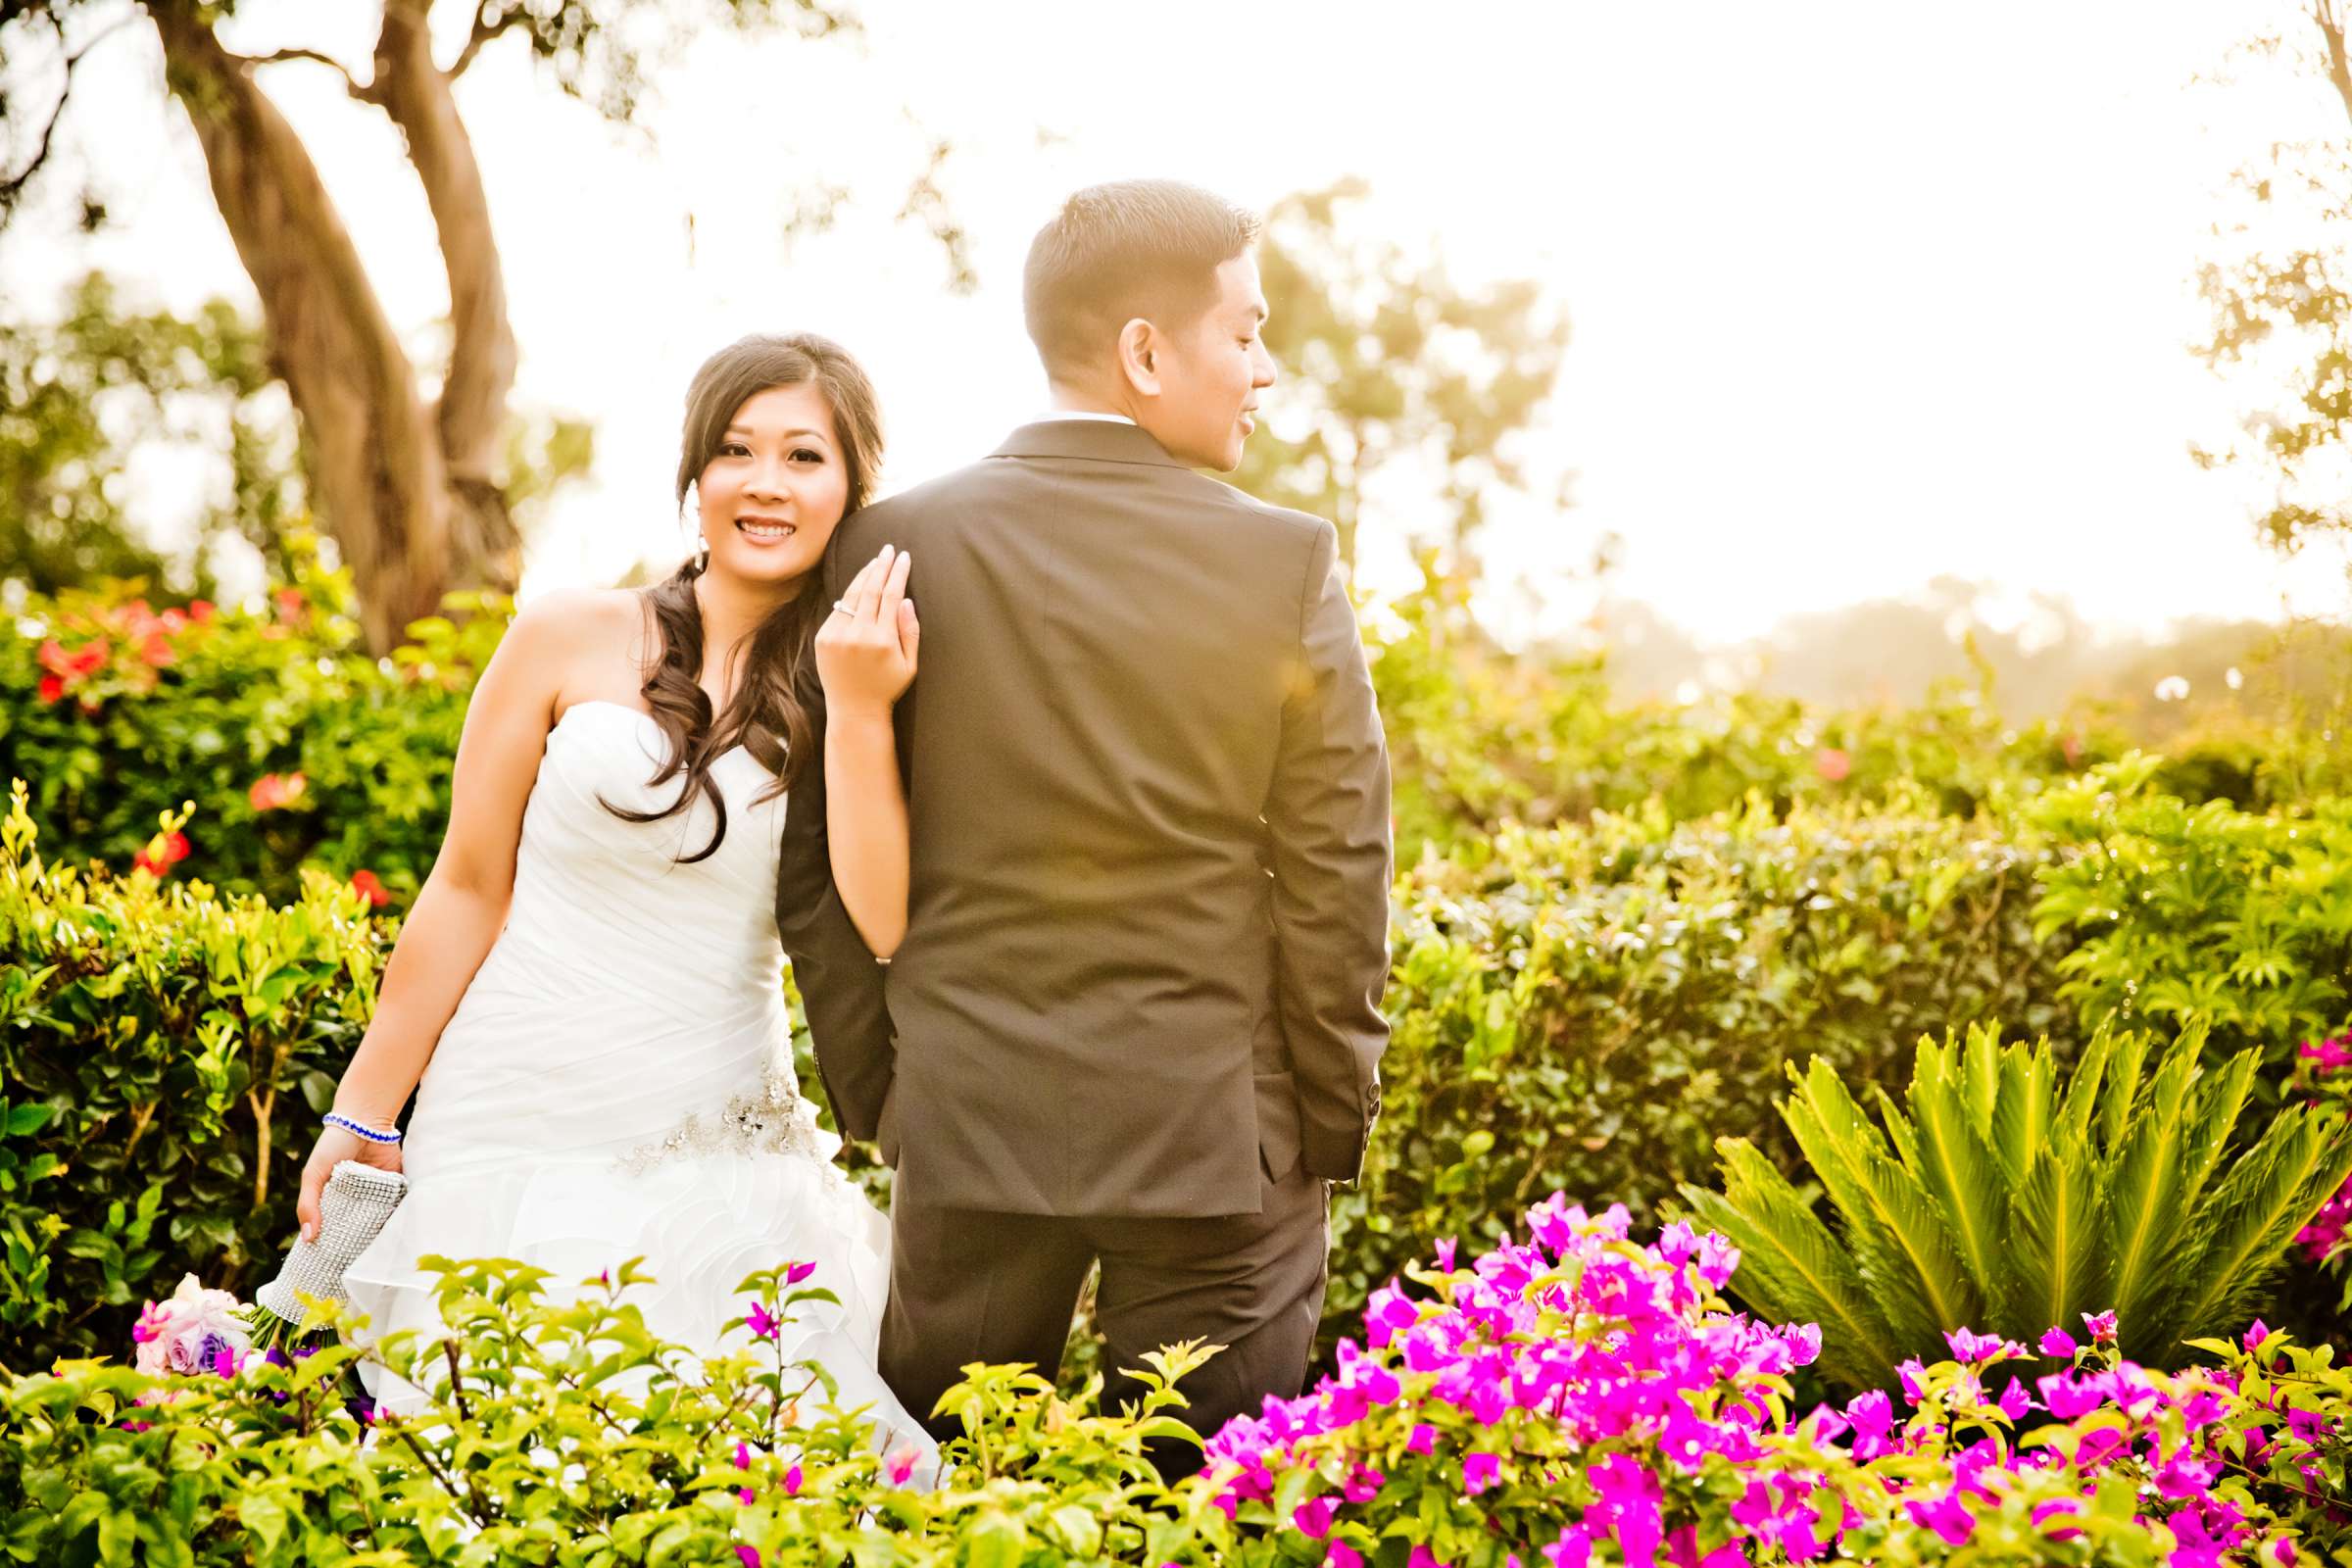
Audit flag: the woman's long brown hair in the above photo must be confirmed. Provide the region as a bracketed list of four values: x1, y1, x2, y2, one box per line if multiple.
[604, 333, 884, 862]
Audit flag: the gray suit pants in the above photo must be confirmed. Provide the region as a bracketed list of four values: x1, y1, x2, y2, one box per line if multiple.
[878, 1158, 1330, 1478]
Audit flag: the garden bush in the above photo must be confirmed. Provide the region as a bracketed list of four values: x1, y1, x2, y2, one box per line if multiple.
[1, 546, 496, 906]
[15, 566, 2352, 1424]
[2030, 758, 2352, 1069]
[1371, 578, 2102, 860]
[8, 778, 2097, 1381]
[8, 569, 2342, 898]
[0, 781, 387, 1368]
[8, 1198, 2346, 1565]
[1343, 795, 2079, 1344]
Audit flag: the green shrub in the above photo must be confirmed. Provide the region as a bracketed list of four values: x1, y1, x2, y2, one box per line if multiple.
[1686, 1024, 2352, 1392]
[7, 570, 2339, 901]
[9, 779, 2088, 1380]
[1368, 574, 2121, 858]
[0, 782, 387, 1367]
[1, 546, 497, 906]
[1340, 796, 2078, 1344]
[9, 1210, 2342, 1566]
[0, 1256, 1211, 1566]
[2030, 758, 2352, 1067]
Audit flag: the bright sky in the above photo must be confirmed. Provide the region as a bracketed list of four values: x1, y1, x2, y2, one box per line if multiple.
[5, 0, 2348, 644]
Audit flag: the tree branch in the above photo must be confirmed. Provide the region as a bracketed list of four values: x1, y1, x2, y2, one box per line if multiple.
[447, 10, 527, 81]
[2312, 0, 2352, 131]
[1, 12, 137, 213]
[237, 47, 384, 106]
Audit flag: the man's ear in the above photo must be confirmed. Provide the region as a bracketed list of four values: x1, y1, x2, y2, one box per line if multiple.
[1114, 317, 1162, 398]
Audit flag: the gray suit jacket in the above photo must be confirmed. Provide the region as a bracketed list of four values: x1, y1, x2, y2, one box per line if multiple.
[775, 418, 1392, 1218]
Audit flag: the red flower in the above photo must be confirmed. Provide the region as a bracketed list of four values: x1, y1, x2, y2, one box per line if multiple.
[350, 869, 392, 907]
[36, 675, 64, 706]
[1814, 747, 1852, 783]
[139, 631, 174, 668]
[69, 642, 106, 676]
[134, 830, 192, 877]
[248, 772, 308, 811]
[188, 600, 216, 623]
[274, 588, 307, 622]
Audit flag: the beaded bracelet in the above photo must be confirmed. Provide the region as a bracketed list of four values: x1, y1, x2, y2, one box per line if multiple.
[323, 1111, 402, 1145]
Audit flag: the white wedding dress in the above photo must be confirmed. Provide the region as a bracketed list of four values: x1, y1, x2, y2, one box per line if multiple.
[342, 699, 929, 1459]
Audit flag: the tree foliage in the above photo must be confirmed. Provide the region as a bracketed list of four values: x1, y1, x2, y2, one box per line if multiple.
[2194, 1, 2352, 561]
[0, 0, 948, 648]
[0, 270, 299, 596]
[1232, 178, 1569, 570]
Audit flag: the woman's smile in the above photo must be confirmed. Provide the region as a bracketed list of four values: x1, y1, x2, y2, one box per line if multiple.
[735, 513, 796, 543]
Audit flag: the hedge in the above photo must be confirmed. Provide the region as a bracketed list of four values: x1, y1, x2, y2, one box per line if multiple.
[1336, 794, 2078, 1342]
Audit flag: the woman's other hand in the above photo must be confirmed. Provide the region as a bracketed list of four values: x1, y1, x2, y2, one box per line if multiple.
[814, 545, 918, 720]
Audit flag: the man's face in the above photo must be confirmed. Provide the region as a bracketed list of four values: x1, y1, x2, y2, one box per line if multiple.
[1142, 254, 1275, 471]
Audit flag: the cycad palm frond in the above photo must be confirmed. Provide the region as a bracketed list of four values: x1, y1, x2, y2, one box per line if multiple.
[2099, 1041, 2200, 1336]
[2054, 1029, 2113, 1149]
[1784, 1057, 1983, 1336]
[2095, 1029, 2155, 1152]
[1986, 1030, 2055, 1187]
[1691, 1027, 2348, 1393]
[2177, 1042, 2256, 1208]
[1906, 1033, 2011, 1306]
[1680, 1140, 1901, 1393]
[1958, 1024, 2002, 1134]
[2156, 1104, 2352, 1355]
[2003, 1144, 2110, 1340]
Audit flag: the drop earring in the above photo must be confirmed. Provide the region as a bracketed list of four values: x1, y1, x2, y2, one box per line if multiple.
[681, 485, 709, 574]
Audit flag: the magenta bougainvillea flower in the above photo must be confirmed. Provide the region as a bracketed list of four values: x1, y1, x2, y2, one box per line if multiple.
[1199, 1194, 2305, 1566]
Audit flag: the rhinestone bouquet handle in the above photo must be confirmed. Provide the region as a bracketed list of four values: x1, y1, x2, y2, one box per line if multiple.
[252, 1158, 408, 1328]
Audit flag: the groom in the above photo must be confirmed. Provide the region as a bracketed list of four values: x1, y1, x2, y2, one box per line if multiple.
[777, 179, 1393, 1469]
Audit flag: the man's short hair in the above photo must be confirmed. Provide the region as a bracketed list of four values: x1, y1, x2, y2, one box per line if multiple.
[1023, 179, 1261, 383]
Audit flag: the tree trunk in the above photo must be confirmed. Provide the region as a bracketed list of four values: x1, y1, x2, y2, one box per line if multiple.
[371, 0, 522, 597]
[2316, 2, 2352, 126]
[147, 3, 514, 650]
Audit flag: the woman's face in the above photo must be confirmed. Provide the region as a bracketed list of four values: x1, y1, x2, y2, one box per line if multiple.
[694, 382, 852, 590]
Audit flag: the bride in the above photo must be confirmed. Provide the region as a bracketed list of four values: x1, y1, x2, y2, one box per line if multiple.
[304, 333, 926, 1450]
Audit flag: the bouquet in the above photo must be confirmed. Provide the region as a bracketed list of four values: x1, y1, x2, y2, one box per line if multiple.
[119, 1163, 403, 1427]
[132, 1273, 255, 1378]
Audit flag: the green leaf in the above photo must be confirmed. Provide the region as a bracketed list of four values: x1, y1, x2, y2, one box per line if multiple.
[2166, 1105, 2352, 1348]
[1906, 1032, 2011, 1304]
[2004, 1140, 2109, 1340]
[1681, 1144, 1901, 1392]
[1783, 1055, 1982, 1339]
[960, 1509, 1028, 1568]
[2100, 1039, 2200, 1340]
[1984, 1032, 2054, 1188]
[238, 1493, 286, 1556]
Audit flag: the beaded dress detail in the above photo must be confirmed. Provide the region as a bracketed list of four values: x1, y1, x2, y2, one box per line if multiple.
[341, 701, 922, 1451]
[614, 1064, 827, 1175]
